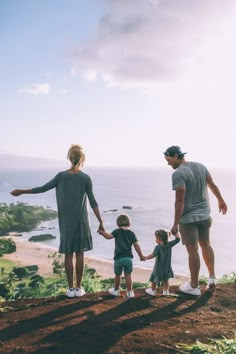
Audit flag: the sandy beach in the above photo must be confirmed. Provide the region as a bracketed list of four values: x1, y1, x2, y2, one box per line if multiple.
[1, 236, 188, 284]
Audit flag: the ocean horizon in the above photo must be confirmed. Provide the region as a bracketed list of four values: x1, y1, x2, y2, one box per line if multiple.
[0, 166, 235, 278]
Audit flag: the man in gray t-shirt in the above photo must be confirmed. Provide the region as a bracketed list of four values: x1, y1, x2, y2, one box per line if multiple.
[163, 146, 227, 296]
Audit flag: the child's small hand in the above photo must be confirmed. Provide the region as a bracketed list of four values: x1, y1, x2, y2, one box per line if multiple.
[140, 255, 146, 261]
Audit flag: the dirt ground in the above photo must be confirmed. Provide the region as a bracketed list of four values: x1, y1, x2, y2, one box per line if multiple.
[0, 283, 235, 354]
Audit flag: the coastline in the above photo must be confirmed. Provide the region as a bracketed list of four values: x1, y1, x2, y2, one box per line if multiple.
[1, 236, 188, 284]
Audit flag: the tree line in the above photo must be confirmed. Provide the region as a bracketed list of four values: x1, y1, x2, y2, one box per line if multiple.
[0, 202, 57, 235]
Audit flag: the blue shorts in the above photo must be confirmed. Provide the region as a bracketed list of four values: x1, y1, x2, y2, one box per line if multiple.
[114, 257, 133, 275]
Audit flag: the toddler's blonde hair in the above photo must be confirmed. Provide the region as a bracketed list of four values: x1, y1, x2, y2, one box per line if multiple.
[67, 144, 85, 168]
[116, 214, 131, 227]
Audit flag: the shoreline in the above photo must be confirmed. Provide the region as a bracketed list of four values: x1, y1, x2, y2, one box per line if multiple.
[1, 236, 188, 285]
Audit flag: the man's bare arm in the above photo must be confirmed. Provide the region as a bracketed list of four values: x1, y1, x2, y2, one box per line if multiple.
[171, 186, 185, 235]
[207, 174, 227, 214]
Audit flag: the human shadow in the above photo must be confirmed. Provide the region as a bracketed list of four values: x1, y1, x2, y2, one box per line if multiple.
[31, 291, 213, 353]
[0, 296, 105, 342]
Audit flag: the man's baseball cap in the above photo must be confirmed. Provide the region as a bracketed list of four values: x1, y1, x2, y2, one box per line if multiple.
[163, 146, 187, 157]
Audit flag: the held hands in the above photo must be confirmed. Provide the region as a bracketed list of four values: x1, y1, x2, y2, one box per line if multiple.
[97, 223, 105, 234]
[98, 229, 105, 236]
[140, 255, 146, 262]
[171, 225, 179, 236]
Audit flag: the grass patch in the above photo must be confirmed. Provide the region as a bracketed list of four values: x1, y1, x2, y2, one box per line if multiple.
[199, 272, 236, 286]
[0, 259, 16, 273]
[176, 334, 236, 353]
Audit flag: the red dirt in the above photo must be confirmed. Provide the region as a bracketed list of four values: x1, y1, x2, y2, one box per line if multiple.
[0, 283, 235, 353]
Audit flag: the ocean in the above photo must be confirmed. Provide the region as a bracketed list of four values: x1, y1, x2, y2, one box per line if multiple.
[0, 167, 235, 277]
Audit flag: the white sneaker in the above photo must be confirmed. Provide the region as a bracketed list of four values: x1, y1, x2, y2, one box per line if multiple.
[66, 288, 75, 298]
[75, 287, 86, 297]
[206, 276, 216, 292]
[145, 288, 156, 296]
[179, 283, 201, 296]
[126, 290, 135, 298]
[108, 287, 120, 296]
[162, 290, 170, 296]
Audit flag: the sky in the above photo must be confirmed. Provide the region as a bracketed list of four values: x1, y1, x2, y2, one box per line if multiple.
[1, 0, 236, 168]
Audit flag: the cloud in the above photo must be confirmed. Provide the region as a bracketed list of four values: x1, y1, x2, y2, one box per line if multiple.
[19, 82, 51, 95]
[70, 0, 236, 87]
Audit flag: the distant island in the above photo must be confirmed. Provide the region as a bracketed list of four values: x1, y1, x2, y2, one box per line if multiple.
[0, 202, 57, 236]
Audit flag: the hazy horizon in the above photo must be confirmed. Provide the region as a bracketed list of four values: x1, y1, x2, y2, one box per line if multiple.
[1, 153, 235, 171]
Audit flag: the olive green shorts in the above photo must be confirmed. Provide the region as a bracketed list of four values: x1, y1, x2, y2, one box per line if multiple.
[114, 257, 133, 275]
[179, 217, 212, 245]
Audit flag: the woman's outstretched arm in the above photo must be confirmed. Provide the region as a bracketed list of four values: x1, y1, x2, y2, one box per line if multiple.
[11, 189, 33, 196]
[11, 175, 58, 197]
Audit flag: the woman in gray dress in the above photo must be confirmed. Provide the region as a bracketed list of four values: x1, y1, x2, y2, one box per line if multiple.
[11, 144, 104, 298]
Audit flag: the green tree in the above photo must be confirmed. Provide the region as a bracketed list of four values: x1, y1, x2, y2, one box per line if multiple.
[29, 274, 44, 292]
[12, 267, 30, 280]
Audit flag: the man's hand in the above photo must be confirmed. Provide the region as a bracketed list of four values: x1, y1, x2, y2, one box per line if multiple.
[219, 200, 227, 215]
[171, 226, 179, 236]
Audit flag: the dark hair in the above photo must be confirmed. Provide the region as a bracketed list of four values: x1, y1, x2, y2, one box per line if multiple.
[116, 214, 131, 227]
[163, 146, 187, 159]
[155, 229, 170, 245]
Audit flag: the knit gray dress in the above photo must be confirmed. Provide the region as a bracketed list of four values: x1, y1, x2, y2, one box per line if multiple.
[32, 171, 98, 254]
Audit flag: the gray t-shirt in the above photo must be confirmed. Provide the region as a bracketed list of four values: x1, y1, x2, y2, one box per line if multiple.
[172, 162, 210, 223]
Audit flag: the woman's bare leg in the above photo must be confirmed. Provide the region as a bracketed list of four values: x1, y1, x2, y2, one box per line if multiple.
[162, 280, 169, 291]
[65, 253, 74, 288]
[75, 252, 84, 288]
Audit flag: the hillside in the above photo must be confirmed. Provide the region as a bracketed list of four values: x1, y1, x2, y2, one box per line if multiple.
[0, 154, 66, 169]
[0, 283, 235, 353]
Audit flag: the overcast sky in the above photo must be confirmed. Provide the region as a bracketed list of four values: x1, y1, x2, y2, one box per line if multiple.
[1, 0, 236, 168]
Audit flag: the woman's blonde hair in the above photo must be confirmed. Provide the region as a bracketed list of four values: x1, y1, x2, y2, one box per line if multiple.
[67, 144, 85, 168]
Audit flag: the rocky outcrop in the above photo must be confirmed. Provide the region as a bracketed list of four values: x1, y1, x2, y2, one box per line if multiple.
[28, 234, 56, 242]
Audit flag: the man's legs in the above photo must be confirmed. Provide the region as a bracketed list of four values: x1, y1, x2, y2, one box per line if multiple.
[199, 239, 215, 277]
[180, 222, 200, 288]
[185, 243, 200, 288]
[198, 218, 215, 278]
[180, 218, 213, 293]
